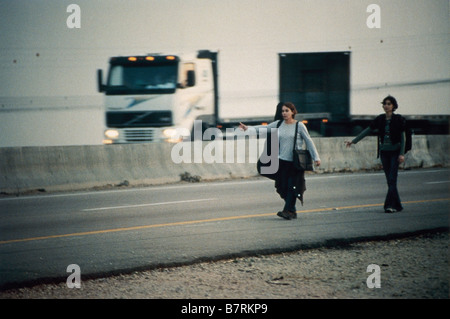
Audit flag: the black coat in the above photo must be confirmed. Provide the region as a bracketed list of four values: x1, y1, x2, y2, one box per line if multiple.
[369, 113, 406, 156]
[275, 160, 306, 205]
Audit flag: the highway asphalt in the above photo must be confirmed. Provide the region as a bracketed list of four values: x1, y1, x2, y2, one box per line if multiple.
[0, 168, 448, 288]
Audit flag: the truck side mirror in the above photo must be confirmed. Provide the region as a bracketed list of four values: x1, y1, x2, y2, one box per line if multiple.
[187, 70, 196, 87]
[97, 69, 105, 92]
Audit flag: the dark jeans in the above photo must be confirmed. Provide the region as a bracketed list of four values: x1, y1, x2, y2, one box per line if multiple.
[380, 150, 403, 211]
[283, 172, 297, 213]
[277, 159, 304, 213]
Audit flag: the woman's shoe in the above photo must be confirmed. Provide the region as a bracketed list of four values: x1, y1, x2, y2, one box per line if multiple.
[289, 211, 297, 219]
[277, 211, 292, 220]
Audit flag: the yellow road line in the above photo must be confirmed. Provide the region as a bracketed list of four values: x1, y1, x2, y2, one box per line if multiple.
[1, 198, 448, 245]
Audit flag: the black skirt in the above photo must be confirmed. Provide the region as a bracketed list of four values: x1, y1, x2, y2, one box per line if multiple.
[275, 159, 306, 205]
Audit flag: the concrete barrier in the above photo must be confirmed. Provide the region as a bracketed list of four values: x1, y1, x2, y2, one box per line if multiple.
[315, 135, 449, 171]
[0, 135, 448, 194]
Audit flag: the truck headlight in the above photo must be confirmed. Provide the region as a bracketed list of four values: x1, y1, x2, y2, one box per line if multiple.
[163, 128, 182, 143]
[163, 127, 190, 143]
[105, 129, 119, 139]
[163, 128, 178, 138]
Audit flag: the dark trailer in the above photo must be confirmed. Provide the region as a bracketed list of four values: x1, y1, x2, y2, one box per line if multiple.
[279, 51, 449, 136]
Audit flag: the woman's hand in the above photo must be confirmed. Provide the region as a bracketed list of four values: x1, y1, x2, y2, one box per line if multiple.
[345, 141, 353, 148]
[398, 155, 405, 163]
[315, 160, 321, 167]
[239, 122, 248, 131]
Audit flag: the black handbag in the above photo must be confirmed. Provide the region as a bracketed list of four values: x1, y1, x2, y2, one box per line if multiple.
[292, 122, 314, 171]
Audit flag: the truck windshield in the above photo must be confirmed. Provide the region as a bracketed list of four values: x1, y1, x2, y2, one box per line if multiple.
[107, 64, 178, 94]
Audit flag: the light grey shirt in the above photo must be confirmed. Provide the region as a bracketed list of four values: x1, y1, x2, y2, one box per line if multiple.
[254, 120, 320, 162]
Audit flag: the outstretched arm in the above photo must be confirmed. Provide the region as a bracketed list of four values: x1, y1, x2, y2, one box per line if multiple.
[345, 127, 372, 147]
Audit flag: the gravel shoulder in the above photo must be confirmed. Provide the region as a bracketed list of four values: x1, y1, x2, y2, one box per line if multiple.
[1, 231, 448, 299]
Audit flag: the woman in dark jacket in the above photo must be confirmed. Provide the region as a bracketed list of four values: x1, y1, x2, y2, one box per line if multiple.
[345, 95, 406, 213]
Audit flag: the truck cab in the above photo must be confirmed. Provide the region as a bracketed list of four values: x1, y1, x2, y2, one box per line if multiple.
[98, 51, 217, 143]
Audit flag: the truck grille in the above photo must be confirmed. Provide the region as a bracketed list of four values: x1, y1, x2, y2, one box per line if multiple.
[123, 129, 157, 142]
[106, 111, 172, 128]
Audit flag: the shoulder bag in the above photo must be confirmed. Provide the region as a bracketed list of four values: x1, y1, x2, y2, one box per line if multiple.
[292, 122, 314, 171]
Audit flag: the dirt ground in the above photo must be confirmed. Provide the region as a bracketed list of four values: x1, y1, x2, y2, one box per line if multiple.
[1, 231, 448, 299]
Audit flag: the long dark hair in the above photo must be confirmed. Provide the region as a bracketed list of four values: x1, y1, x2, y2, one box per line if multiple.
[274, 102, 298, 120]
[274, 102, 284, 121]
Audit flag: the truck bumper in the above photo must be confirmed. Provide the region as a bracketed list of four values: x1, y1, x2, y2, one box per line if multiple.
[103, 127, 187, 144]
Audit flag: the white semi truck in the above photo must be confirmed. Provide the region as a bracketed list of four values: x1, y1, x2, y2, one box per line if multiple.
[97, 50, 272, 144]
[97, 49, 449, 144]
